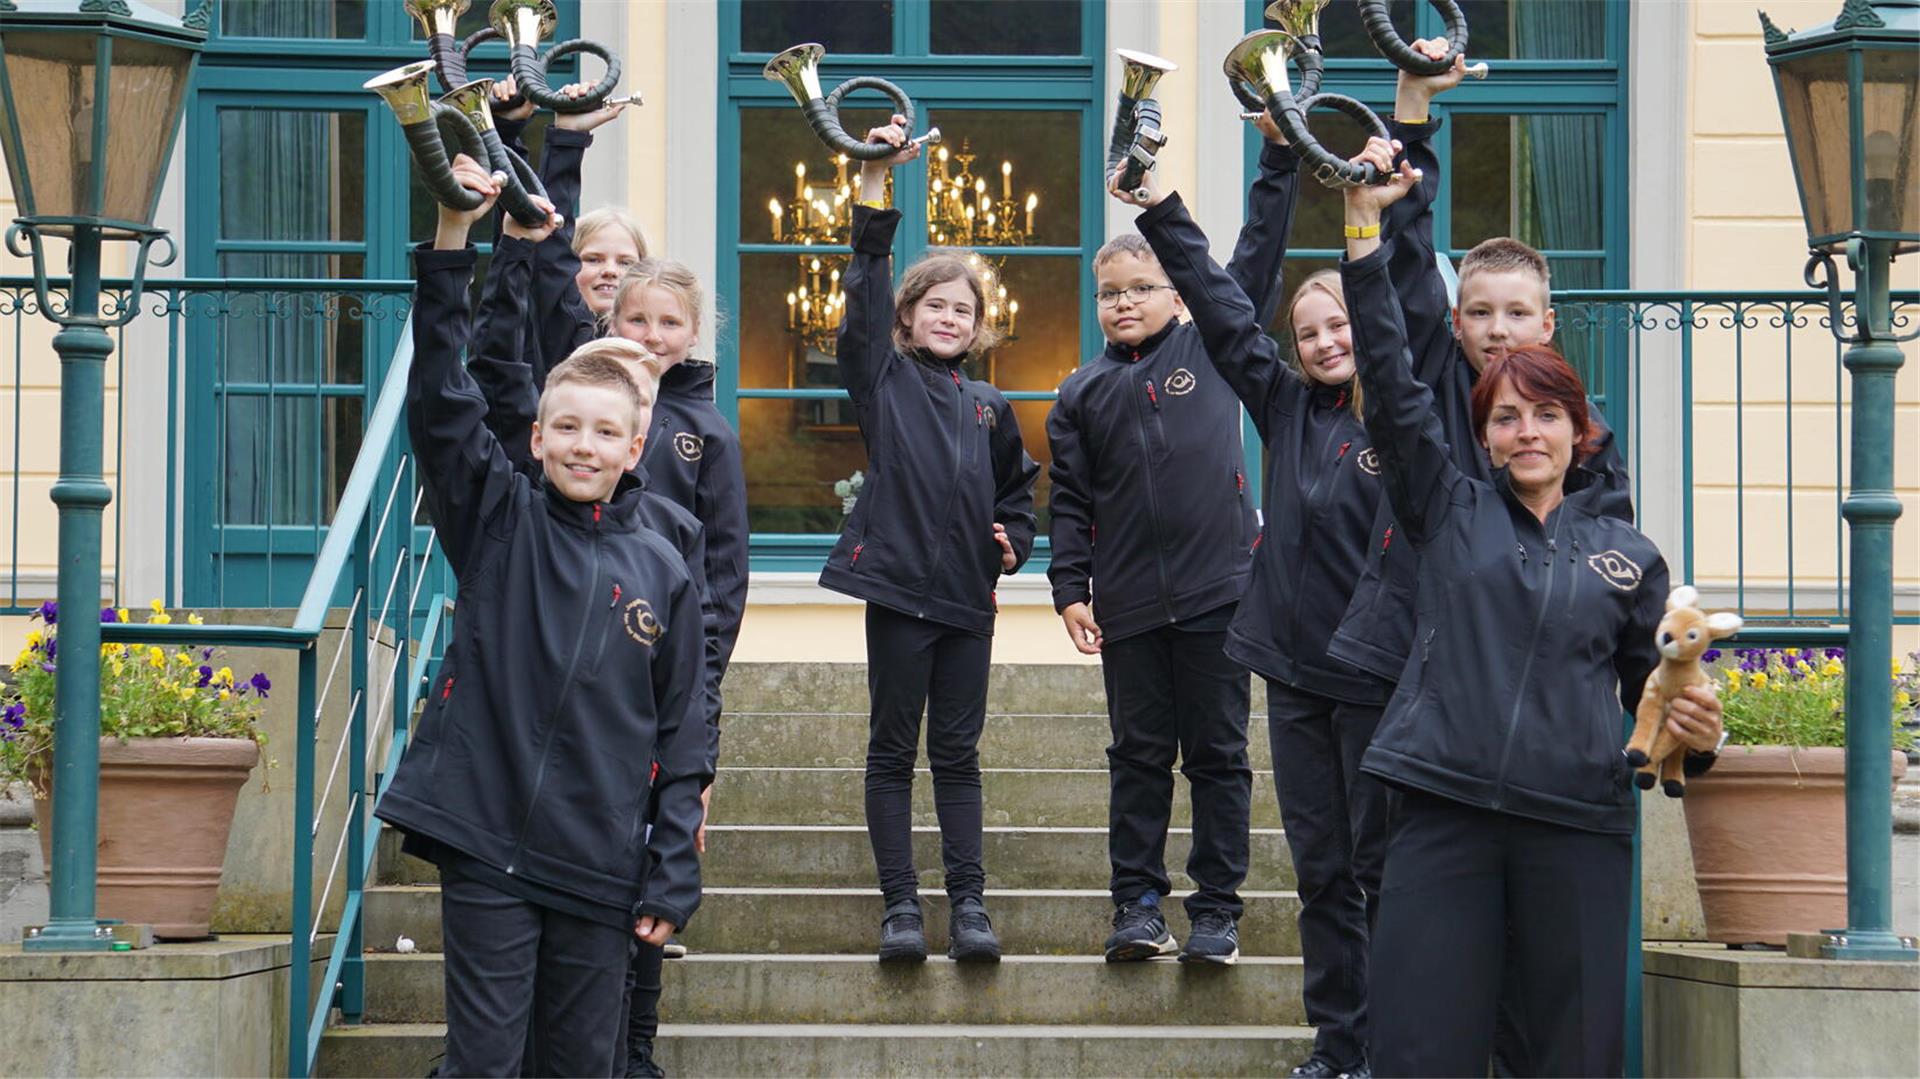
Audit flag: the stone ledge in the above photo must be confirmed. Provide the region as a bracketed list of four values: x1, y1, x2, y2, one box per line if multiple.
[0, 932, 334, 981]
[1643, 943, 1920, 991]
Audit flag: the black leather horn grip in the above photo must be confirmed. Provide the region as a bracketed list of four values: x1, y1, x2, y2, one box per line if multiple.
[513, 40, 622, 113]
[815, 76, 916, 160]
[428, 32, 468, 94]
[1265, 90, 1383, 189]
[480, 128, 550, 226]
[1107, 93, 1141, 178]
[1111, 97, 1161, 196]
[1293, 47, 1325, 99]
[458, 27, 526, 112]
[406, 107, 488, 212]
[1359, 0, 1469, 76]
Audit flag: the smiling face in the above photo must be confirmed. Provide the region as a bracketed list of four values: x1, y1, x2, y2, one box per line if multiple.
[531, 382, 645, 503]
[615, 284, 696, 370]
[908, 277, 980, 361]
[1481, 377, 1577, 498]
[1094, 252, 1182, 348]
[1454, 269, 1555, 372]
[1290, 287, 1353, 386]
[574, 231, 644, 317]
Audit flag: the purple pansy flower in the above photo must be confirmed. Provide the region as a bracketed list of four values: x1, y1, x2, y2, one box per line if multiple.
[37, 600, 56, 625]
[250, 672, 272, 699]
[100, 606, 118, 623]
[1702, 649, 1722, 664]
[197, 665, 214, 688]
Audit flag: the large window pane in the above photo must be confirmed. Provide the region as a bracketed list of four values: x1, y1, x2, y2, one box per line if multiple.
[741, 106, 892, 244]
[221, 1, 366, 39]
[1450, 112, 1605, 252]
[926, 109, 1081, 248]
[1458, 0, 1610, 62]
[931, 1, 1080, 56]
[1276, 105, 1380, 253]
[220, 396, 364, 527]
[950, 254, 1080, 390]
[740, 397, 872, 534]
[407, 119, 551, 247]
[213, 253, 368, 388]
[740, 0, 894, 55]
[220, 110, 365, 243]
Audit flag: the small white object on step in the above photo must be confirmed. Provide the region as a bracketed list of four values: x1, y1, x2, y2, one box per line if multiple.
[395, 934, 416, 954]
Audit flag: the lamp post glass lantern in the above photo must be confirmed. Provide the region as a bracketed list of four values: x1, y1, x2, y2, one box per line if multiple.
[1762, 0, 1920, 962]
[0, 0, 205, 953]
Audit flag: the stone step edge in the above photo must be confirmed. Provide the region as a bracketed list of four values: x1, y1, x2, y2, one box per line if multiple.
[701, 824, 1288, 834]
[360, 952, 1305, 968]
[366, 885, 1302, 899]
[322, 1021, 1319, 1041]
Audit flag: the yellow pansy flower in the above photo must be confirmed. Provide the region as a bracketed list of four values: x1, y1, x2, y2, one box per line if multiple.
[218, 688, 231, 701]
[24, 630, 41, 649]
[149, 599, 165, 614]
[1897, 690, 1913, 710]
[215, 666, 234, 686]
[1750, 671, 1769, 689]
[177, 687, 196, 702]
[1823, 659, 1843, 676]
[149, 613, 172, 626]
[115, 609, 129, 623]
[175, 652, 194, 667]
[186, 613, 204, 626]
[148, 649, 166, 669]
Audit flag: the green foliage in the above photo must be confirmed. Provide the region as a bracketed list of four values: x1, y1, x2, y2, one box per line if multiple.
[1, 600, 268, 794]
[1711, 647, 1917, 751]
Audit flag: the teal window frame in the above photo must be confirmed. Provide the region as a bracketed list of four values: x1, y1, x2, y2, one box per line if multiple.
[1238, 0, 1632, 492]
[179, 2, 580, 606]
[719, 0, 1107, 573]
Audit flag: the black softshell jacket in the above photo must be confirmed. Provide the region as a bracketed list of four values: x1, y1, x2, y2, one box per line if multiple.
[816, 205, 1040, 635]
[1045, 146, 1302, 643]
[1326, 117, 1635, 683]
[376, 245, 710, 928]
[515, 132, 753, 723]
[1140, 173, 1388, 705]
[466, 235, 724, 770]
[1343, 246, 1667, 835]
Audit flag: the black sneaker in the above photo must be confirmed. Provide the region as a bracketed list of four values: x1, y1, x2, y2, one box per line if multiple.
[947, 897, 1002, 963]
[1103, 891, 1178, 962]
[878, 902, 928, 963]
[661, 934, 687, 959]
[624, 1037, 666, 1079]
[1179, 909, 1240, 964]
[1344, 1062, 1371, 1079]
[1288, 1056, 1346, 1078]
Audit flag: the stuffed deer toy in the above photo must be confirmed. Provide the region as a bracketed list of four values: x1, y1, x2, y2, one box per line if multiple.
[1625, 585, 1742, 797]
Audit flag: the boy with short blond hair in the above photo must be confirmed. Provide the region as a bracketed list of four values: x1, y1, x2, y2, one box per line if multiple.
[1046, 126, 1300, 965]
[377, 157, 708, 1077]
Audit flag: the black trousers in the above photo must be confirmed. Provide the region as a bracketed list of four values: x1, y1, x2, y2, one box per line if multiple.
[1369, 787, 1631, 1078]
[614, 940, 664, 1073]
[864, 602, 992, 909]
[1102, 624, 1252, 918]
[439, 875, 633, 1078]
[1265, 680, 1388, 1069]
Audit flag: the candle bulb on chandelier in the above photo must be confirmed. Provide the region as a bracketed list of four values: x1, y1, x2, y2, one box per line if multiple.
[795, 162, 806, 201]
[1025, 192, 1037, 236]
[1008, 299, 1019, 338]
[786, 291, 797, 329]
[769, 198, 783, 242]
[1001, 160, 1012, 200]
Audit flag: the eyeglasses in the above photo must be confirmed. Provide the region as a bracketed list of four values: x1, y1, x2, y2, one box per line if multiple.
[1094, 283, 1176, 308]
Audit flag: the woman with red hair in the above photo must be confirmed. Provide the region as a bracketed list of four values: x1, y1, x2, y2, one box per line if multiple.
[1335, 140, 1726, 1077]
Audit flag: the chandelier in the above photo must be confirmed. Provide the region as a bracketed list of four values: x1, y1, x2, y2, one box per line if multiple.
[769, 142, 1038, 355]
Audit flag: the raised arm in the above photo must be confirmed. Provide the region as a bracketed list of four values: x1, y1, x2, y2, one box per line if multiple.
[466, 234, 542, 475]
[1224, 137, 1304, 329]
[1136, 190, 1293, 439]
[639, 561, 712, 937]
[1385, 42, 1467, 385]
[528, 126, 605, 383]
[991, 396, 1041, 573]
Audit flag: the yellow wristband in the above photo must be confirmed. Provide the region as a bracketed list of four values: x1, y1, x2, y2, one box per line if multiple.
[857, 198, 886, 209]
[1344, 223, 1381, 239]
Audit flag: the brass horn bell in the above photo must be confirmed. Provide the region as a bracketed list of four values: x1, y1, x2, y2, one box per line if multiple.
[763, 42, 940, 162]
[1108, 49, 1177, 200]
[366, 61, 494, 215]
[487, 0, 624, 112]
[1223, 30, 1390, 190]
[439, 78, 553, 228]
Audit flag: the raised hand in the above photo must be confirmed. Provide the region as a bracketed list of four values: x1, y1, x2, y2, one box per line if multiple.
[502, 193, 565, 243]
[857, 114, 917, 203]
[1342, 138, 1419, 220]
[1108, 163, 1166, 209]
[434, 153, 501, 249]
[554, 81, 629, 132]
[492, 76, 535, 123]
[1394, 37, 1468, 123]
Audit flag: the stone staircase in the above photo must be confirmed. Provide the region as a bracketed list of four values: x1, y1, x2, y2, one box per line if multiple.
[317, 663, 1315, 1077]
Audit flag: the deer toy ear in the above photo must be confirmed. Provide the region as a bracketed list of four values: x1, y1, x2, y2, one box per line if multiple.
[1667, 585, 1700, 611]
[1706, 612, 1744, 638]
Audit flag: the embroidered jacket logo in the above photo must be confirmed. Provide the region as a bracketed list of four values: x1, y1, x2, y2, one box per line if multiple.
[623, 599, 664, 646]
[1356, 448, 1381, 476]
[673, 432, 704, 463]
[1164, 368, 1197, 396]
[1587, 550, 1644, 592]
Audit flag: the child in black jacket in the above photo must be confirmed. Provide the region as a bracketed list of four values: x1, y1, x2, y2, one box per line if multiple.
[817, 117, 1039, 963]
[1046, 132, 1299, 966]
[377, 158, 708, 1077]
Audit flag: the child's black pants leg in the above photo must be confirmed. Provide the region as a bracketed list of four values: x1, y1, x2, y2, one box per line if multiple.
[614, 940, 664, 1075]
[864, 603, 940, 909]
[442, 874, 542, 1077]
[924, 622, 991, 904]
[1267, 681, 1387, 1068]
[1099, 627, 1179, 905]
[1169, 626, 1251, 920]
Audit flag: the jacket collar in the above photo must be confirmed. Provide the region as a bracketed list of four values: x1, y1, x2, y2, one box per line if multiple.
[1492, 460, 1603, 520]
[906, 346, 967, 377]
[660, 360, 715, 399]
[1103, 319, 1178, 364]
[540, 470, 646, 532]
[1309, 377, 1354, 411]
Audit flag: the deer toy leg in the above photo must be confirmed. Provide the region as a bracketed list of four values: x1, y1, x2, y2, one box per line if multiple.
[1626, 683, 1665, 770]
[1659, 745, 1687, 798]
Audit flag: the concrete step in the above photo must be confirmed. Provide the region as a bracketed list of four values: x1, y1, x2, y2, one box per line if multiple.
[720, 712, 1277, 771]
[720, 662, 1277, 717]
[317, 1021, 1320, 1078]
[708, 768, 1283, 828]
[361, 953, 1308, 1027]
[378, 824, 1298, 891]
[363, 885, 1304, 957]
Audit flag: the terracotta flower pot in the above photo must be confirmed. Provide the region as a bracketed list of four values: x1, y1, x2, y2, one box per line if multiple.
[1681, 745, 1908, 946]
[33, 736, 261, 940]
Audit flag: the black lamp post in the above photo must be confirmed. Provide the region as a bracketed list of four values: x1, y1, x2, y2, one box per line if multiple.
[0, 0, 206, 952]
[1761, 0, 1919, 962]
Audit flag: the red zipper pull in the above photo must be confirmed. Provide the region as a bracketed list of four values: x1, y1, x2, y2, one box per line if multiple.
[1336, 389, 1349, 410]
[1145, 380, 1160, 409]
[851, 543, 865, 565]
[1382, 525, 1394, 553]
[1337, 441, 1352, 461]
[593, 503, 602, 524]
[611, 583, 622, 609]
[1235, 469, 1245, 493]
[442, 675, 455, 701]
[950, 369, 962, 387]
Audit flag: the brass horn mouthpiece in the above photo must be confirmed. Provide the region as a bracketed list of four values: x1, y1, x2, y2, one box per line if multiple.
[910, 127, 943, 149]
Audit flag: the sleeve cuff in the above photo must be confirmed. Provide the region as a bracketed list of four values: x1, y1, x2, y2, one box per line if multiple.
[1387, 115, 1444, 144]
[1340, 239, 1394, 277]
[1134, 190, 1187, 232]
[412, 243, 478, 273]
[491, 234, 536, 261]
[546, 127, 594, 150]
[1052, 587, 1090, 613]
[638, 899, 693, 929]
[850, 204, 902, 255]
[1257, 140, 1298, 175]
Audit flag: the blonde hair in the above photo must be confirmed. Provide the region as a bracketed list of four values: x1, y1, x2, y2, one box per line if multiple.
[572, 207, 649, 261]
[891, 253, 1001, 361]
[608, 259, 710, 355]
[1285, 269, 1363, 419]
[543, 339, 657, 432]
[1458, 237, 1551, 303]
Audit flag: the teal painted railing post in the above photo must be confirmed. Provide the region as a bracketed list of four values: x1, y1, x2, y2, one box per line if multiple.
[1827, 237, 1916, 961]
[342, 517, 372, 1024]
[28, 224, 114, 953]
[288, 642, 318, 1078]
